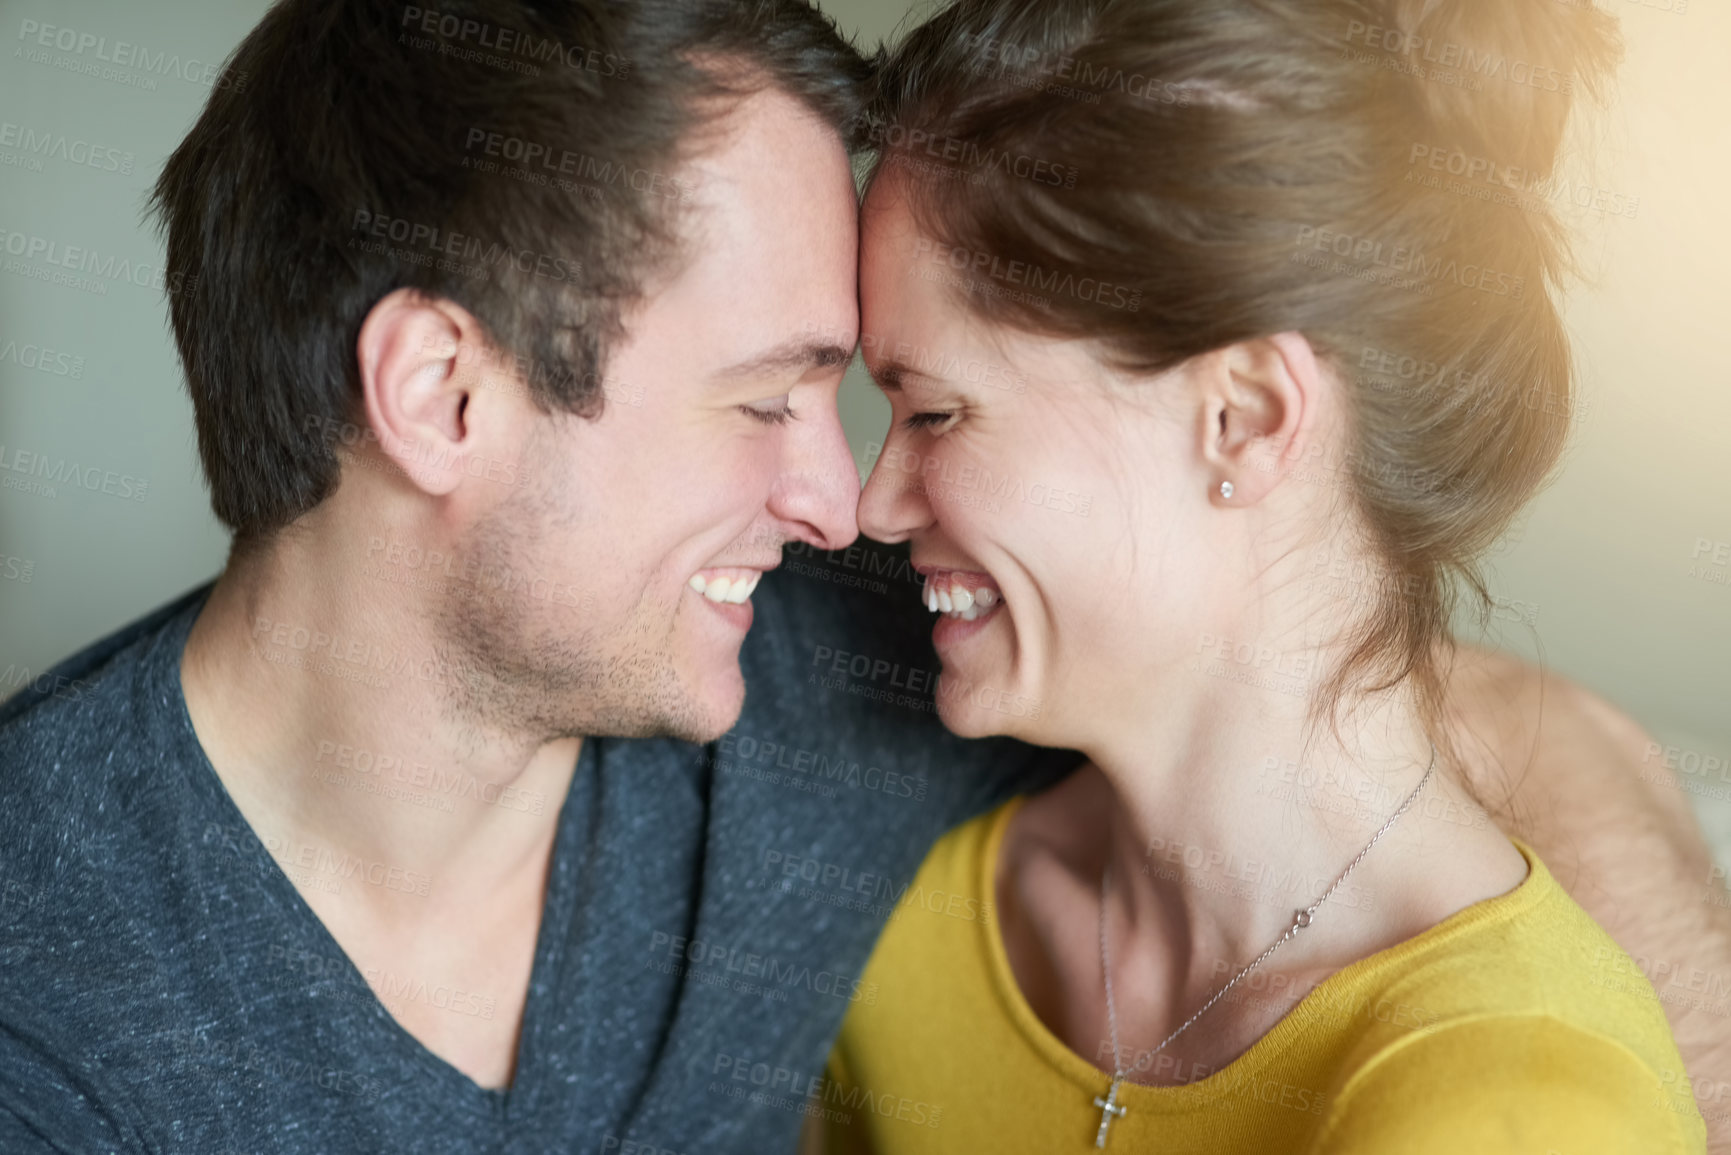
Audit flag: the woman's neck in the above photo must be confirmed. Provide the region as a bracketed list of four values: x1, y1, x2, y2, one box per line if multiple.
[1089, 688, 1444, 970]
[999, 680, 1525, 1085]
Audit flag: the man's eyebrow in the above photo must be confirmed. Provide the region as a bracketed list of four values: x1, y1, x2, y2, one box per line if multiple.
[712, 339, 853, 381]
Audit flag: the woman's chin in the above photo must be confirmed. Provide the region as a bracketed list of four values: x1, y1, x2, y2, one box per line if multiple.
[934, 695, 997, 739]
[933, 671, 1042, 741]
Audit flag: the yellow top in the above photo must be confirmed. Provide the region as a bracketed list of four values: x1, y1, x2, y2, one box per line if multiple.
[822, 796, 1707, 1154]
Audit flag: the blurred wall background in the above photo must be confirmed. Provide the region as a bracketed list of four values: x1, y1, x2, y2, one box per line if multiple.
[0, 0, 1725, 863]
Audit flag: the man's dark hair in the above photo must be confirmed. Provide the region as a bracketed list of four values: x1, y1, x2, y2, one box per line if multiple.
[151, 0, 871, 545]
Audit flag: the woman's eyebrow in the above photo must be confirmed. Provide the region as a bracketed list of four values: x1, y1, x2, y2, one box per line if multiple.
[867, 359, 941, 393]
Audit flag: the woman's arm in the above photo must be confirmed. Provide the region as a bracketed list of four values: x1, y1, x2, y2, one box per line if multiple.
[1447, 645, 1731, 1152]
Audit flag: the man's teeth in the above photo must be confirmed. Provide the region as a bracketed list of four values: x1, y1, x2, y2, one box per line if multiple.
[922, 575, 1001, 621]
[689, 572, 762, 604]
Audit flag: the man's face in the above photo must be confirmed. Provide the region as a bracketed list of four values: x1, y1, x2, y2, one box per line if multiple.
[450, 88, 861, 744]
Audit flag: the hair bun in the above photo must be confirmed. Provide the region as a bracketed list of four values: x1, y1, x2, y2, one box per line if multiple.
[1361, 0, 1622, 181]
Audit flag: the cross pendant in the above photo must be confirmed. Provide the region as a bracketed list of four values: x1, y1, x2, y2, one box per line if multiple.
[1093, 1078, 1128, 1148]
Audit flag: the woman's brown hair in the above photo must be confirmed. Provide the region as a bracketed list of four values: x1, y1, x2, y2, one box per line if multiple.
[866, 0, 1622, 766]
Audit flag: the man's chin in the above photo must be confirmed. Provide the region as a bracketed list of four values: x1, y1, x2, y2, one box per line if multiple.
[661, 663, 748, 745]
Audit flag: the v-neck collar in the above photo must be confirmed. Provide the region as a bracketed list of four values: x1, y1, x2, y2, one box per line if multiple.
[150, 588, 592, 1121]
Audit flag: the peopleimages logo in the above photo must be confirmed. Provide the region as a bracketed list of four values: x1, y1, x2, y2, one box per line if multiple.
[15, 20, 248, 91]
[1341, 20, 1575, 94]
[462, 129, 693, 202]
[0, 121, 134, 176]
[1406, 143, 1640, 220]
[647, 931, 877, 1004]
[398, 7, 630, 78]
[855, 118, 1079, 189]
[349, 209, 579, 285]
[911, 237, 1141, 313]
[0, 337, 84, 379]
[0, 443, 148, 501]
[0, 225, 196, 296]
[1292, 224, 1525, 301]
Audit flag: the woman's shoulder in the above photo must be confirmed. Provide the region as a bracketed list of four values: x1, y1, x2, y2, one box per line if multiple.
[1304, 843, 1707, 1152]
[830, 796, 1019, 1066]
[918, 791, 1024, 881]
[861, 793, 1022, 955]
[1337, 839, 1685, 1044]
[891, 764, 1104, 891]
[1309, 1012, 1706, 1154]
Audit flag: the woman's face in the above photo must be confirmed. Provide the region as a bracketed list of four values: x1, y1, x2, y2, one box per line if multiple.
[857, 183, 1231, 747]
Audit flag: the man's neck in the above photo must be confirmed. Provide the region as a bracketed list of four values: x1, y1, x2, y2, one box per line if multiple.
[179, 538, 588, 1088]
[180, 538, 581, 921]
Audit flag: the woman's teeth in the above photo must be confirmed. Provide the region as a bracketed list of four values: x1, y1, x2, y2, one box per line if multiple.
[689, 572, 761, 604]
[922, 574, 1001, 622]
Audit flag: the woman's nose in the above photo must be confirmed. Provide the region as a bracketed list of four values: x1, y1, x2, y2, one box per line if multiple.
[857, 439, 935, 544]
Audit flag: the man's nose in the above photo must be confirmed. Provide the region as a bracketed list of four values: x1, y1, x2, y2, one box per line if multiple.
[768, 398, 861, 552]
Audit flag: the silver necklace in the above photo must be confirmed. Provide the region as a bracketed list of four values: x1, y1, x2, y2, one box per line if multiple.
[1089, 744, 1437, 1148]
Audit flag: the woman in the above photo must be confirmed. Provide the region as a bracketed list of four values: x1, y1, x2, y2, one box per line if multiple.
[819, 0, 1707, 1150]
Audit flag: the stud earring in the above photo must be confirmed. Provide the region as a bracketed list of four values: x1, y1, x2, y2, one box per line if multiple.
[1220, 481, 1235, 500]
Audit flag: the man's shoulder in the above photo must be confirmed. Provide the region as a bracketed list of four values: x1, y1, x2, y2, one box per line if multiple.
[0, 584, 247, 1096]
[0, 582, 211, 729]
[0, 583, 211, 886]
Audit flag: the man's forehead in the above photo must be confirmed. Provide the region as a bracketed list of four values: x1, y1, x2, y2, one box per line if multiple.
[621, 88, 860, 380]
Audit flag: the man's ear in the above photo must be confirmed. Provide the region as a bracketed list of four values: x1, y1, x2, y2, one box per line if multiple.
[354, 289, 490, 496]
[1199, 331, 1324, 506]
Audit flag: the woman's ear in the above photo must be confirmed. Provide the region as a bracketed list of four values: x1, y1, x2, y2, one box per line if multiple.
[1199, 331, 1325, 506]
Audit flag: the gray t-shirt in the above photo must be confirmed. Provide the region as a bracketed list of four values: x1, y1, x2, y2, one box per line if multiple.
[0, 542, 1073, 1153]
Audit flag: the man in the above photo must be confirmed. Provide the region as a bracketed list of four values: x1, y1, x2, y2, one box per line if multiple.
[0, 1, 1724, 1152]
